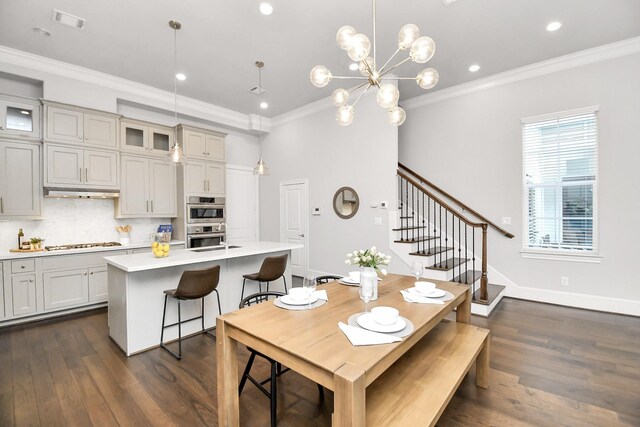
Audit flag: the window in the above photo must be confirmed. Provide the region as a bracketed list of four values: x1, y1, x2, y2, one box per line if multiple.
[522, 106, 598, 254]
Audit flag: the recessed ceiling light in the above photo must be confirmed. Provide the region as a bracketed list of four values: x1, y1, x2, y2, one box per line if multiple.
[33, 27, 51, 36]
[20, 110, 31, 115]
[260, 101, 269, 109]
[259, 3, 274, 15]
[51, 9, 86, 29]
[546, 21, 562, 32]
[176, 73, 186, 81]
[349, 63, 359, 71]
[468, 64, 480, 72]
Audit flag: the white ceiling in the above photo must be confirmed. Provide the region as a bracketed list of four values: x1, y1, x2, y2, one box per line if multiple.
[1, 0, 639, 117]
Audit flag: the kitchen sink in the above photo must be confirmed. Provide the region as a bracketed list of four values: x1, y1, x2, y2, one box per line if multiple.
[191, 245, 241, 252]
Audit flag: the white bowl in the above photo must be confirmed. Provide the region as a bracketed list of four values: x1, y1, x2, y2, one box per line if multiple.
[348, 271, 361, 282]
[371, 306, 399, 326]
[415, 281, 437, 295]
[288, 287, 309, 301]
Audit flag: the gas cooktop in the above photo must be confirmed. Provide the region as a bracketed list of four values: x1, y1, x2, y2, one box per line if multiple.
[45, 242, 122, 251]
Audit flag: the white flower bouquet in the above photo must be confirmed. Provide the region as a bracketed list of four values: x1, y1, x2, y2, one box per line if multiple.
[345, 246, 391, 276]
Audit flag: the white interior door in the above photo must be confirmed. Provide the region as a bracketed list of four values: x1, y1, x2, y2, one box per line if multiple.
[280, 180, 308, 277]
[226, 165, 258, 244]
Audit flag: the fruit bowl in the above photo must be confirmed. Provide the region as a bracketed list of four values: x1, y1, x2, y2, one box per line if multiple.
[152, 242, 170, 258]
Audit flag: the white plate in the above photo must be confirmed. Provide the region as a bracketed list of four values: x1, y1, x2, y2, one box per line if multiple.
[342, 276, 382, 284]
[280, 294, 319, 306]
[356, 313, 407, 333]
[408, 287, 446, 298]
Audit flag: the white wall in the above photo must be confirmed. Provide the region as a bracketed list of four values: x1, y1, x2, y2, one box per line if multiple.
[260, 93, 399, 277]
[399, 53, 640, 314]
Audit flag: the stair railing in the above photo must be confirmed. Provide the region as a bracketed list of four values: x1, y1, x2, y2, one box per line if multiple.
[399, 162, 514, 239]
[397, 170, 489, 302]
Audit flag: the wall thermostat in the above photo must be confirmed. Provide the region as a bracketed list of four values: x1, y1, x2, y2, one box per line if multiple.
[312, 207, 321, 216]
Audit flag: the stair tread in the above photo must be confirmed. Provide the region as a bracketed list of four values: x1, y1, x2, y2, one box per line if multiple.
[392, 226, 426, 231]
[409, 247, 452, 257]
[472, 284, 506, 306]
[425, 257, 468, 271]
[394, 236, 438, 244]
[452, 270, 483, 284]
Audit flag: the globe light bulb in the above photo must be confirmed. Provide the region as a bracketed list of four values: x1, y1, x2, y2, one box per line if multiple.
[388, 106, 406, 126]
[336, 105, 354, 126]
[347, 33, 371, 61]
[376, 84, 399, 109]
[398, 24, 420, 50]
[309, 65, 332, 88]
[359, 57, 374, 76]
[332, 88, 349, 107]
[409, 36, 436, 63]
[336, 25, 357, 50]
[416, 68, 439, 89]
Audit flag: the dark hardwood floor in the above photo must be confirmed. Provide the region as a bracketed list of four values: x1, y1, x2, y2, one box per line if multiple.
[1, 298, 638, 426]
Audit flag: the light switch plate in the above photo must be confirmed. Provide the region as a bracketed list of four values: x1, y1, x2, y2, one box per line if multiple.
[312, 207, 321, 216]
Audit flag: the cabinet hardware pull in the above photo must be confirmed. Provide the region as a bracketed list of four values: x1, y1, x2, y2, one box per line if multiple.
[146, 200, 149, 212]
[85, 168, 88, 182]
[0, 197, 3, 213]
[21, 265, 25, 269]
[0, 126, 3, 130]
[151, 200, 154, 212]
[90, 271, 94, 275]
[29, 278, 34, 282]
[78, 136, 82, 139]
[79, 168, 83, 182]
[83, 272, 87, 276]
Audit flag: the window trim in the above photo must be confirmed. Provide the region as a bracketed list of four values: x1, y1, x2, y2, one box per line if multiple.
[521, 105, 600, 257]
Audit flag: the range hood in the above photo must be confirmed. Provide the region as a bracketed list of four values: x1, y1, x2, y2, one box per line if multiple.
[44, 188, 120, 199]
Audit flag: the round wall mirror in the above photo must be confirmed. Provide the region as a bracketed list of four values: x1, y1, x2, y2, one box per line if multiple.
[333, 187, 359, 219]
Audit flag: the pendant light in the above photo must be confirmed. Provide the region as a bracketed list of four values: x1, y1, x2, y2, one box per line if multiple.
[168, 20, 184, 164]
[253, 61, 270, 175]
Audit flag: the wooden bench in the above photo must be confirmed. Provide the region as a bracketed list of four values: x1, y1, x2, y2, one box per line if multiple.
[366, 320, 490, 426]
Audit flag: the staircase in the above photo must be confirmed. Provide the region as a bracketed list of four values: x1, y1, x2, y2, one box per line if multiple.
[391, 163, 512, 316]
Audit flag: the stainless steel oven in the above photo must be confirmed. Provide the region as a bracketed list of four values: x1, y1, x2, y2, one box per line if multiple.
[186, 224, 225, 249]
[186, 196, 225, 224]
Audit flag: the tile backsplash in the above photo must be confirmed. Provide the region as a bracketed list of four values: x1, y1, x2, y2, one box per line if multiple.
[0, 198, 170, 251]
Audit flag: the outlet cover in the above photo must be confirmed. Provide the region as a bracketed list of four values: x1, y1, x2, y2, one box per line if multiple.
[561, 276, 569, 286]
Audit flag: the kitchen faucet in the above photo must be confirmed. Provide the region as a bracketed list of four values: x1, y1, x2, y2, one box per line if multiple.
[217, 221, 227, 248]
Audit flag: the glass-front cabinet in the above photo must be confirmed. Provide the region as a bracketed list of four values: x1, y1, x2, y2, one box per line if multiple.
[0, 94, 41, 140]
[120, 118, 174, 157]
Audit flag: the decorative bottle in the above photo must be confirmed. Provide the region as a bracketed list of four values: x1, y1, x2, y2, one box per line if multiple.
[18, 228, 24, 249]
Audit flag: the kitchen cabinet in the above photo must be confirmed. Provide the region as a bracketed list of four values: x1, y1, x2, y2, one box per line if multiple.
[178, 124, 225, 161]
[45, 144, 118, 189]
[120, 118, 173, 157]
[11, 274, 37, 316]
[117, 155, 176, 217]
[0, 264, 4, 320]
[184, 160, 225, 195]
[44, 102, 118, 148]
[88, 267, 108, 303]
[0, 141, 41, 218]
[43, 268, 89, 311]
[0, 94, 41, 140]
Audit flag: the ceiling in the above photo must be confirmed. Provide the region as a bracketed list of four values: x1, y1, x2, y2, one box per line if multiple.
[1, 0, 639, 118]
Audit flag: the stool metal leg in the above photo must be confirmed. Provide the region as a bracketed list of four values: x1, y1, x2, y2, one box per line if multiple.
[160, 294, 168, 346]
[177, 299, 182, 359]
[160, 296, 183, 360]
[241, 278, 247, 301]
[282, 276, 288, 293]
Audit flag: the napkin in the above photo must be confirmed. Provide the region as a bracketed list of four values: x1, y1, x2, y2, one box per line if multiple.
[338, 322, 402, 346]
[313, 290, 328, 301]
[400, 290, 445, 305]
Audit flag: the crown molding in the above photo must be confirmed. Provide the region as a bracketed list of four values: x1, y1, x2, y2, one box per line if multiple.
[402, 36, 640, 110]
[0, 45, 252, 131]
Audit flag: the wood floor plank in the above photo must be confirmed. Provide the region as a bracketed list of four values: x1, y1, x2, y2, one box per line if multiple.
[1, 297, 639, 426]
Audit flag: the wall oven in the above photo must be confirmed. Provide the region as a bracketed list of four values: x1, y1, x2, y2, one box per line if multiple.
[186, 196, 225, 224]
[186, 224, 225, 249]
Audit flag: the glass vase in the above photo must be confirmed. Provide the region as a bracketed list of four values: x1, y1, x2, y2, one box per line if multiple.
[360, 266, 378, 301]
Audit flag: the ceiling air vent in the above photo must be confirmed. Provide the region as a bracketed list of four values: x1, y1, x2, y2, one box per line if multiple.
[249, 85, 268, 95]
[52, 9, 86, 29]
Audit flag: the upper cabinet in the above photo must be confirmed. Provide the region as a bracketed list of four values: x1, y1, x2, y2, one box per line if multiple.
[120, 118, 174, 157]
[0, 141, 41, 218]
[43, 101, 118, 149]
[178, 124, 225, 161]
[0, 94, 41, 141]
[44, 144, 118, 189]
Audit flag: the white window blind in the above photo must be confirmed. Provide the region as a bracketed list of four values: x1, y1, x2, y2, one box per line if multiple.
[522, 107, 598, 252]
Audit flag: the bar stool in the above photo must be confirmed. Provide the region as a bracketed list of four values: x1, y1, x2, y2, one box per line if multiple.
[241, 254, 288, 301]
[160, 265, 222, 360]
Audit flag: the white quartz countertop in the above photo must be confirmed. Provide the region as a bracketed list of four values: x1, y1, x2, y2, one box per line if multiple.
[104, 241, 303, 273]
[0, 240, 185, 261]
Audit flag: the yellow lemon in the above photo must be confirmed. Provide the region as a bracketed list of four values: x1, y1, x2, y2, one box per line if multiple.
[152, 241, 159, 249]
[163, 244, 170, 252]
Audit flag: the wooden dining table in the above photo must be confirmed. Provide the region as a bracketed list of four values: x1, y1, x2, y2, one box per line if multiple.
[216, 273, 473, 427]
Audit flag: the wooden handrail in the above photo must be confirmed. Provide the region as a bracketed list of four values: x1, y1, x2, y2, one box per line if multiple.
[398, 170, 485, 229]
[398, 162, 515, 239]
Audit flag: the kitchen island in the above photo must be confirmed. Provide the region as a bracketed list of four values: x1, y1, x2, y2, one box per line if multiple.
[104, 241, 302, 356]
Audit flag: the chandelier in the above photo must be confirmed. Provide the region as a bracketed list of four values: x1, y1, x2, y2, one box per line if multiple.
[168, 20, 184, 163]
[253, 61, 270, 175]
[310, 0, 439, 126]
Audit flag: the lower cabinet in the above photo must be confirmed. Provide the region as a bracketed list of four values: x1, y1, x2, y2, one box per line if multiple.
[11, 274, 37, 316]
[43, 268, 89, 311]
[88, 267, 108, 303]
